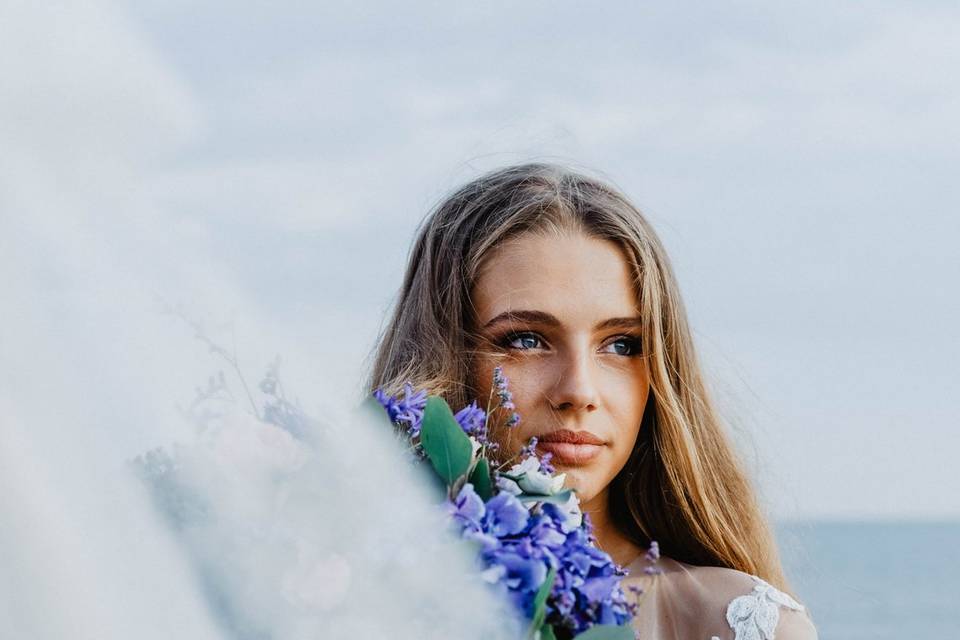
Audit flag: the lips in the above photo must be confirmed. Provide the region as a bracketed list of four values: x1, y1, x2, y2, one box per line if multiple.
[536, 429, 605, 465]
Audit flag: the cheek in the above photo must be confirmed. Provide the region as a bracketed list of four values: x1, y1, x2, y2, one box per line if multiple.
[602, 366, 649, 456]
[605, 362, 649, 416]
[502, 363, 550, 408]
[611, 377, 649, 423]
[473, 358, 550, 409]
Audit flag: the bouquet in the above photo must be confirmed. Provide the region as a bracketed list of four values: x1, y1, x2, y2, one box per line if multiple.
[133, 314, 651, 639]
[373, 366, 641, 640]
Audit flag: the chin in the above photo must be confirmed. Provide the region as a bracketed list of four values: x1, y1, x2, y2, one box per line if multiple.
[557, 466, 602, 505]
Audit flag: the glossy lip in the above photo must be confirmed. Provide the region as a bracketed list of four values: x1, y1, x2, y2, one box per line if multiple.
[537, 429, 606, 465]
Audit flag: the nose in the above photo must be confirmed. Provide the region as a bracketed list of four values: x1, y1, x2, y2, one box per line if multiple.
[548, 346, 599, 412]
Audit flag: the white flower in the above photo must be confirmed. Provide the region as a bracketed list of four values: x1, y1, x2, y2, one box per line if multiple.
[495, 474, 522, 495]
[558, 490, 583, 531]
[508, 456, 540, 476]
[549, 472, 566, 493]
[517, 470, 564, 495]
[506, 456, 566, 495]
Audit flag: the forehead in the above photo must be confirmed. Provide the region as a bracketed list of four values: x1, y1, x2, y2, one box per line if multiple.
[472, 231, 639, 324]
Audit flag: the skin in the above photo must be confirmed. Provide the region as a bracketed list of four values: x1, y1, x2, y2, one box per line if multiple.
[470, 229, 651, 568]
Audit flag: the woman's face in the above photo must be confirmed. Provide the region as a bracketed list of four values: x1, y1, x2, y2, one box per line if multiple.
[470, 230, 651, 508]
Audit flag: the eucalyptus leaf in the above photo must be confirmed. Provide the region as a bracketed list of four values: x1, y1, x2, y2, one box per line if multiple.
[517, 489, 574, 505]
[419, 396, 473, 485]
[571, 624, 636, 640]
[469, 458, 493, 501]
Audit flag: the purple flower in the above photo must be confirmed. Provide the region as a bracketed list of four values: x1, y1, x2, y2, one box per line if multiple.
[451, 492, 635, 634]
[642, 540, 664, 575]
[454, 401, 487, 439]
[449, 483, 485, 529]
[538, 452, 554, 474]
[581, 574, 620, 602]
[493, 365, 507, 387]
[373, 383, 428, 437]
[528, 513, 567, 549]
[520, 437, 539, 458]
[645, 540, 660, 562]
[492, 549, 548, 593]
[492, 366, 522, 428]
[483, 493, 529, 537]
[519, 437, 555, 475]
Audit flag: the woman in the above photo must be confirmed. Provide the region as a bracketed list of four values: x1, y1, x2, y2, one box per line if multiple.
[368, 162, 819, 639]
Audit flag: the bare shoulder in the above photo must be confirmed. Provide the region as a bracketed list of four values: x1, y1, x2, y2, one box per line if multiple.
[669, 561, 819, 640]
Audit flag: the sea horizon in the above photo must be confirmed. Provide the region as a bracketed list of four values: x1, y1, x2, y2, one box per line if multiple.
[774, 520, 959, 638]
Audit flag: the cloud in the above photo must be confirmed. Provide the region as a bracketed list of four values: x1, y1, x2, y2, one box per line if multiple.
[0, 1, 201, 163]
[3, 0, 958, 531]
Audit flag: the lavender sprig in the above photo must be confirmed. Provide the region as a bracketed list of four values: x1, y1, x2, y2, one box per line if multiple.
[642, 540, 664, 576]
[493, 366, 521, 428]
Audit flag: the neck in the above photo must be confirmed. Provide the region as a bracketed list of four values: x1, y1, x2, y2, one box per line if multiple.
[580, 488, 643, 569]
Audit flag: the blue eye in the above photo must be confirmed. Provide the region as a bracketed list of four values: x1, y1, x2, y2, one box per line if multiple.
[506, 332, 543, 350]
[604, 336, 642, 356]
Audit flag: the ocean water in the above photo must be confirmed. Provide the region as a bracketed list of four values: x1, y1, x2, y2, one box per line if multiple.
[776, 521, 960, 639]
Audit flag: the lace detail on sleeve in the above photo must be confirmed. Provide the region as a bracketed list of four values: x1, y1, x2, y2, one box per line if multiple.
[724, 575, 805, 640]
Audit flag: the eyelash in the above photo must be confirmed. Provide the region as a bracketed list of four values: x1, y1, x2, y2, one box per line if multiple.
[496, 331, 643, 357]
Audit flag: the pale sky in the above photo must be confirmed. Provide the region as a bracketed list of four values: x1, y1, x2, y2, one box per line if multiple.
[2, 1, 958, 521]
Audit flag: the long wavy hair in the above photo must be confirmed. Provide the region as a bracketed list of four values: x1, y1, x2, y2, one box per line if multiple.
[366, 162, 791, 592]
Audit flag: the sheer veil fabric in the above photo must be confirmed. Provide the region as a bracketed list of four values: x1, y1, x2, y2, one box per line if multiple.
[622, 553, 819, 640]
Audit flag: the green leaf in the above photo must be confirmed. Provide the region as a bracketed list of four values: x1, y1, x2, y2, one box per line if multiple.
[538, 623, 558, 640]
[571, 624, 636, 640]
[469, 458, 493, 501]
[517, 489, 574, 505]
[419, 396, 473, 485]
[533, 565, 557, 615]
[528, 565, 557, 635]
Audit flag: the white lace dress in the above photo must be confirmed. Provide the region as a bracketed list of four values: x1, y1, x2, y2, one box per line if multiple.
[622, 553, 819, 640]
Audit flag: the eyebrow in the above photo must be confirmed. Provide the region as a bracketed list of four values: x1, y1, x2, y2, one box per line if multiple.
[482, 310, 643, 332]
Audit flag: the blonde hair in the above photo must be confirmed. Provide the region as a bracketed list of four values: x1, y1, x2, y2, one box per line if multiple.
[367, 162, 791, 592]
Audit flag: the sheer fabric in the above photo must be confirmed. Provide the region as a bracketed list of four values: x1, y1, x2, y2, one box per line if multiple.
[622, 553, 818, 640]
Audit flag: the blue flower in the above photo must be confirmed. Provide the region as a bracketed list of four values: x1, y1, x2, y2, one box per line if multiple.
[483, 493, 529, 537]
[454, 401, 487, 437]
[449, 482, 485, 529]
[451, 489, 635, 634]
[528, 514, 567, 550]
[373, 383, 428, 437]
[581, 574, 620, 602]
[494, 550, 548, 593]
